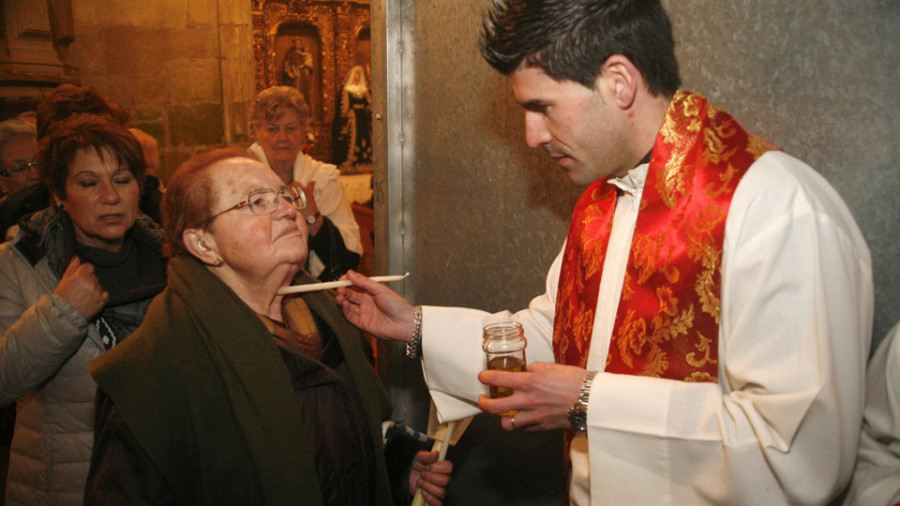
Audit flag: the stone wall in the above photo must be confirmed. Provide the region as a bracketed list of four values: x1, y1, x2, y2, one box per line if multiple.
[402, 0, 900, 355]
[67, 0, 255, 182]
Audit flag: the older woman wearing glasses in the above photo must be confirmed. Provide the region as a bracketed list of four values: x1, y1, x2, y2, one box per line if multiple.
[84, 148, 451, 506]
[0, 118, 40, 205]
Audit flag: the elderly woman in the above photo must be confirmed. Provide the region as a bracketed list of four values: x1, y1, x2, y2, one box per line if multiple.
[84, 148, 450, 505]
[249, 85, 362, 281]
[0, 118, 40, 204]
[0, 115, 166, 504]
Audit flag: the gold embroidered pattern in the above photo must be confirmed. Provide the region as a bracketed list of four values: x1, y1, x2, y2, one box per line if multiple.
[747, 135, 777, 158]
[662, 150, 688, 208]
[554, 91, 775, 385]
[686, 332, 717, 369]
[649, 297, 694, 348]
[685, 371, 716, 383]
[632, 234, 674, 285]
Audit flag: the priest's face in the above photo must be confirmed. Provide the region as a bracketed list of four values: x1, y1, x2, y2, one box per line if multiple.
[510, 66, 632, 185]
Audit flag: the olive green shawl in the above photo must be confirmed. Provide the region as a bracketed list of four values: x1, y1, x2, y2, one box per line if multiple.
[90, 255, 393, 505]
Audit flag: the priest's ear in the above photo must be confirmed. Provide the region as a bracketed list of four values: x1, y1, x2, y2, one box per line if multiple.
[183, 228, 223, 267]
[596, 54, 641, 110]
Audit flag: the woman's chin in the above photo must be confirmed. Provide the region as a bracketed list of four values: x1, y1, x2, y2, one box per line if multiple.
[281, 256, 307, 274]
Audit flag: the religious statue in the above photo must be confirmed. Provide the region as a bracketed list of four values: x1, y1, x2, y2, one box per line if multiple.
[331, 65, 373, 173]
[282, 38, 314, 109]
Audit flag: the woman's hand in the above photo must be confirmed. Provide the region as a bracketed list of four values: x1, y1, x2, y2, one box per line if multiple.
[335, 270, 416, 342]
[54, 257, 108, 320]
[409, 450, 452, 505]
[289, 180, 322, 235]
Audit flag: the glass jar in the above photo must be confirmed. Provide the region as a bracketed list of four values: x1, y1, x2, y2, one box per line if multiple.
[482, 320, 527, 401]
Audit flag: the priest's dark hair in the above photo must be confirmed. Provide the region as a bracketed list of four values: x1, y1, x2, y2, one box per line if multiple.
[479, 0, 681, 97]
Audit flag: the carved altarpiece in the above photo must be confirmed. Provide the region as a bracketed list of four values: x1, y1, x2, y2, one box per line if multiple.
[252, 0, 371, 162]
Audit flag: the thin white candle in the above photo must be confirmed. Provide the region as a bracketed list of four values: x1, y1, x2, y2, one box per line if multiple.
[276, 272, 410, 295]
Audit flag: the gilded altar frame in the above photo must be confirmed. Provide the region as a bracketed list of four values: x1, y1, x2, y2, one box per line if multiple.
[252, 0, 371, 161]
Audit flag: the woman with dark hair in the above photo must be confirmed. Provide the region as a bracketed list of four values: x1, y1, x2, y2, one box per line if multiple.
[0, 115, 166, 504]
[84, 148, 450, 505]
[34, 84, 131, 140]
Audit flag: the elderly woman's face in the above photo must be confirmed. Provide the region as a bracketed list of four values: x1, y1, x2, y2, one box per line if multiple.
[205, 158, 308, 279]
[57, 147, 140, 252]
[0, 136, 40, 196]
[254, 108, 307, 174]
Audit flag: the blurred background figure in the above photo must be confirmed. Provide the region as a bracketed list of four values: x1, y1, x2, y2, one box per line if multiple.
[0, 117, 39, 501]
[249, 85, 361, 281]
[0, 115, 166, 505]
[84, 149, 450, 505]
[35, 84, 130, 141]
[127, 128, 159, 178]
[0, 119, 39, 205]
[14, 112, 37, 125]
[845, 321, 900, 505]
[128, 128, 164, 223]
[331, 65, 373, 174]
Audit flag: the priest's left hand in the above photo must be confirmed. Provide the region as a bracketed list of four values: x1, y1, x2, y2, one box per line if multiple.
[478, 362, 587, 431]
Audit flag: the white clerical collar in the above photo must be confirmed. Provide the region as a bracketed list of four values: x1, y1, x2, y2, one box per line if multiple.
[607, 163, 649, 197]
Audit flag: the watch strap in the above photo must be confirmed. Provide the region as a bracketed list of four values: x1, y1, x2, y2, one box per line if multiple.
[568, 370, 597, 430]
[576, 370, 597, 406]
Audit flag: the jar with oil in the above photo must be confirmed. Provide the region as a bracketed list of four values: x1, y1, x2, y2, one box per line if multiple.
[482, 320, 527, 401]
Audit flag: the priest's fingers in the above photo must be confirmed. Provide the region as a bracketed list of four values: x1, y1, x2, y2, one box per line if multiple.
[479, 362, 590, 430]
[478, 368, 530, 390]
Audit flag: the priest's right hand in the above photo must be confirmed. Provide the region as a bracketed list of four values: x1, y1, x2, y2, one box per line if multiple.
[336, 270, 416, 343]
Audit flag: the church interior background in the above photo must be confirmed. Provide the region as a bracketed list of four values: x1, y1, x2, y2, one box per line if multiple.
[1, 1, 898, 504]
[1, 0, 372, 175]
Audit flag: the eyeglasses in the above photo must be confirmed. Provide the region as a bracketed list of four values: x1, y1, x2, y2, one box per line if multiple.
[0, 159, 37, 178]
[203, 186, 306, 226]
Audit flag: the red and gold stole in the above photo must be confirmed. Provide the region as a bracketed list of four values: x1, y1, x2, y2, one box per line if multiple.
[552, 90, 776, 381]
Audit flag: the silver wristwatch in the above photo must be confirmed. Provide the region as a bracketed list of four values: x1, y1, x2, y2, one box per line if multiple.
[567, 371, 597, 431]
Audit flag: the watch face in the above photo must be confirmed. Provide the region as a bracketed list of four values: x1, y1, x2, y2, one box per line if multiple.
[568, 409, 587, 431]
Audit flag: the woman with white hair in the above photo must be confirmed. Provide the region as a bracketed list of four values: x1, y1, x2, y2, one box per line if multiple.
[249, 85, 362, 281]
